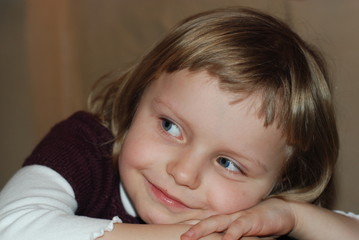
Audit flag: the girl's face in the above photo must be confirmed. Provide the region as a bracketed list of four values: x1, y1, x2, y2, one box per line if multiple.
[119, 69, 287, 224]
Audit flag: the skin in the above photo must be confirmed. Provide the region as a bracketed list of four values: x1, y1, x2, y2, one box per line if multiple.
[181, 198, 359, 240]
[181, 198, 294, 240]
[98, 223, 267, 240]
[118, 69, 288, 225]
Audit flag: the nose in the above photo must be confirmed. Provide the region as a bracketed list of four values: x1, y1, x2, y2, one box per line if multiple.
[166, 149, 205, 190]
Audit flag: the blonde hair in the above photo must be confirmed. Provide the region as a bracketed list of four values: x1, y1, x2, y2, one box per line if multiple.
[89, 7, 338, 206]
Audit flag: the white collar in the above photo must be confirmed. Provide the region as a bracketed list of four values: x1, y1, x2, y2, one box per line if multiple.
[120, 184, 137, 217]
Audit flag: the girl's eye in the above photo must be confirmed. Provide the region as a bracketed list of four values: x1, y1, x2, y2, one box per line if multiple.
[216, 157, 242, 173]
[161, 118, 182, 139]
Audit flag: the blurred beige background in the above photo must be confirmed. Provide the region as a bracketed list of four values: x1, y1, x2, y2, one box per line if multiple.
[1, 0, 358, 213]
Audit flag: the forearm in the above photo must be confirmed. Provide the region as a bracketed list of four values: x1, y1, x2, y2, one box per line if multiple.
[289, 201, 359, 240]
[99, 223, 224, 240]
[99, 223, 266, 240]
[0, 207, 111, 240]
[0, 165, 111, 240]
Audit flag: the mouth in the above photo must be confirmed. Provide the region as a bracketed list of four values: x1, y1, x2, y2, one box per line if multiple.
[147, 180, 190, 209]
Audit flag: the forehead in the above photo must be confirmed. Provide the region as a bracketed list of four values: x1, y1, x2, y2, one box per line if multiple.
[147, 70, 264, 125]
[141, 69, 287, 172]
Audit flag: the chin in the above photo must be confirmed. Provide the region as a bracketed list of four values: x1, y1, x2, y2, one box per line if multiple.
[140, 210, 182, 224]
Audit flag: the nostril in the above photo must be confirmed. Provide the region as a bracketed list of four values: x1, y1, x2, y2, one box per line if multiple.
[167, 160, 201, 190]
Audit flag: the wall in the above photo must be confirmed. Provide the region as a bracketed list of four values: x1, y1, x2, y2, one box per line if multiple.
[0, 0, 34, 187]
[1, 0, 358, 213]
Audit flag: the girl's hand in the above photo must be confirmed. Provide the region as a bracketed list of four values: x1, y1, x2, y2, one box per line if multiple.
[181, 198, 296, 240]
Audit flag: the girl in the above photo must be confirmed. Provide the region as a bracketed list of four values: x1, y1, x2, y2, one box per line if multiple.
[0, 7, 342, 240]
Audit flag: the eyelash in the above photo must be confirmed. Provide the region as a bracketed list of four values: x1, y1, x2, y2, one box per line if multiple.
[216, 157, 245, 175]
[159, 118, 183, 140]
[158, 117, 246, 176]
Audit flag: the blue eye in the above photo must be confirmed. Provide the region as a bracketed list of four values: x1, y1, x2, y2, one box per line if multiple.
[217, 157, 241, 173]
[161, 118, 182, 138]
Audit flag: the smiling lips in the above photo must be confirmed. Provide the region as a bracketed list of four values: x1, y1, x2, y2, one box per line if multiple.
[149, 182, 189, 209]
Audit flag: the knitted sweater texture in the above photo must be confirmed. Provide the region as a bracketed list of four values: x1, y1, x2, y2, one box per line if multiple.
[23, 111, 141, 224]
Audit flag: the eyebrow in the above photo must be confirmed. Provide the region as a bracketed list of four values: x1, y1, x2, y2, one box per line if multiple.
[151, 98, 191, 128]
[152, 97, 170, 109]
[246, 155, 269, 173]
[151, 98, 174, 115]
[152, 98, 269, 174]
[151, 98, 182, 116]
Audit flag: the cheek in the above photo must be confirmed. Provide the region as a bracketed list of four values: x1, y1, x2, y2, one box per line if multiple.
[205, 180, 271, 214]
[118, 127, 162, 173]
[118, 134, 151, 193]
[118, 135, 145, 171]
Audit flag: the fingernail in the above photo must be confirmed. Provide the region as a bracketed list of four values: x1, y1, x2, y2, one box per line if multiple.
[183, 230, 194, 237]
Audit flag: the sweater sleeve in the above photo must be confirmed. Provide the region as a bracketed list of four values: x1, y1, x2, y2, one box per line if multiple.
[0, 165, 117, 240]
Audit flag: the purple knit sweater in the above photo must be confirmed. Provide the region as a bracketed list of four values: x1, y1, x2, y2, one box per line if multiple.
[23, 111, 142, 224]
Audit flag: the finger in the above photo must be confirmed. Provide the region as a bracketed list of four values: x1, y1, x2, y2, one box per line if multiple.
[181, 215, 234, 240]
[180, 219, 201, 225]
[222, 217, 250, 240]
[240, 237, 277, 240]
[222, 215, 280, 240]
